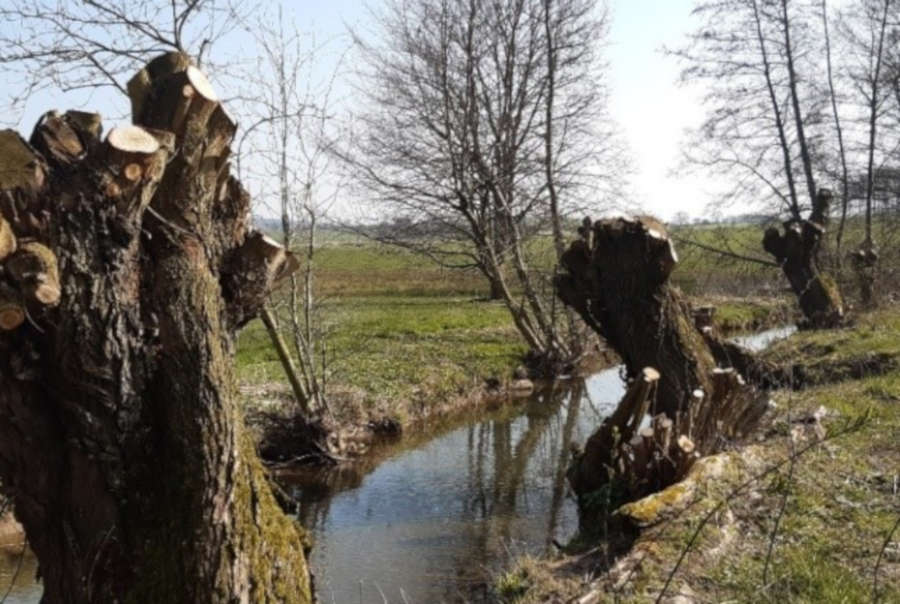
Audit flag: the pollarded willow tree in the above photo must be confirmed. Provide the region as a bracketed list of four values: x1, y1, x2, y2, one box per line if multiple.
[556, 216, 770, 506]
[343, 0, 625, 373]
[837, 0, 899, 306]
[673, 0, 845, 327]
[676, 0, 900, 320]
[0, 54, 311, 603]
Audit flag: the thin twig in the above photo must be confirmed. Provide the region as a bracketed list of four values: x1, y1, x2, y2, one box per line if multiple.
[672, 234, 779, 267]
[762, 387, 797, 586]
[872, 514, 900, 602]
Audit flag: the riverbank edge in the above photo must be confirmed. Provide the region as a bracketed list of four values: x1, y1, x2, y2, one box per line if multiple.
[246, 295, 794, 465]
[493, 305, 900, 603]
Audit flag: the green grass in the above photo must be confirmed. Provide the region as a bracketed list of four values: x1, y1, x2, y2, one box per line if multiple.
[663, 312, 900, 602]
[235, 240, 526, 420]
[236, 232, 803, 422]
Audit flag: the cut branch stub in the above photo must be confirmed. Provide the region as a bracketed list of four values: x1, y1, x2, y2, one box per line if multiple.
[0, 281, 25, 330]
[6, 241, 60, 307]
[0, 214, 16, 261]
[127, 52, 193, 122]
[106, 126, 160, 156]
[29, 111, 85, 166]
[568, 366, 662, 497]
[0, 130, 45, 193]
[223, 233, 300, 328]
[63, 110, 103, 143]
[101, 126, 169, 208]
[136, 60, 220, 142]
[28, 110, 102, 168]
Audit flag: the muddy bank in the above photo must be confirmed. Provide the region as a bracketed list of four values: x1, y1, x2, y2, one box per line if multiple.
[245, 347, 621, 465]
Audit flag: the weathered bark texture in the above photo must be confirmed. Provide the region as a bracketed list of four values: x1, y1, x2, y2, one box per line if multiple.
[0, 54, 310, 603]
[556, 217, 768, 504]
[557, 216, 714, 418]
[762, 189, 844, 328]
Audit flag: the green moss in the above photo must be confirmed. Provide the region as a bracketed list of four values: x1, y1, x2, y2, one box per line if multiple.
[618, 482, 691, 527]
[234, 430, 312, 603]
[494, 567, 531, 602]
[818, 272, 844, 308]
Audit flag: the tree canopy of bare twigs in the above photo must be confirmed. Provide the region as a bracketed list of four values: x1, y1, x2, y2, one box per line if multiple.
[0, 0, 250, 118]
[672, 0, 900, 308]
[340, 0, 625, 370]
[235, 8, 349, 413]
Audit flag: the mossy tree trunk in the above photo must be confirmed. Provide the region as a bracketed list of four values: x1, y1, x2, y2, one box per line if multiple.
[763, 189, 844, 328]
[851, 240, 878, 308]
[0, 54, 311, 603]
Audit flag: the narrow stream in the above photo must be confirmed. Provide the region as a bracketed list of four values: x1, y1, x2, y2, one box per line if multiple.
[0, 326, 795, 602]
[289, 325, 796, 603]
[291, 372, 623, 604]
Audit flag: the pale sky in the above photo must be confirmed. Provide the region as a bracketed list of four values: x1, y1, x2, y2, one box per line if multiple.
[2, 0, 715, 221]
[605, 1, 717, 220]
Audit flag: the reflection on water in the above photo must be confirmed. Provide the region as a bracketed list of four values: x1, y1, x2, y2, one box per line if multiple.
[732, 324, 797, 352]
[0, 546, 40, 604]
[290, 369, 627, 604]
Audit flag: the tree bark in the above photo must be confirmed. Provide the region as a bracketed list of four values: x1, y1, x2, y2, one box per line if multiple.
[0, 54, 312, 603]
[762, 189, 844, 328]
[852, 241, 878, 308]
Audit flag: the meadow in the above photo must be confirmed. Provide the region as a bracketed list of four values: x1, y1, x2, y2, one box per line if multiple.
[235, 227, 797, 424]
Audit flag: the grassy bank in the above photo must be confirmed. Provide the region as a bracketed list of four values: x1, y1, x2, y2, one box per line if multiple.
[236, 238, 527, 424]
[497, 305, 900, 603]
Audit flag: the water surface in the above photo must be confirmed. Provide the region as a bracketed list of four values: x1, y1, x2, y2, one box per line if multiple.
[289, 326, 795, 603]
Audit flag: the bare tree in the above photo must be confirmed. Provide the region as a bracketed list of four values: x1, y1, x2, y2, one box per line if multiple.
[673, 0, 845, 327]
[0, 0, 249, 119]
[236, 9, 346, 414]
[342, 0, 623, 373]
[838, 0, 898, 305]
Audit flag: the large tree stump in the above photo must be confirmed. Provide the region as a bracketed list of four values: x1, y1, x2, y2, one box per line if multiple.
[557, 217, 768, 506]
[762, 189, 844, 328]
[0, 54, 310, 603]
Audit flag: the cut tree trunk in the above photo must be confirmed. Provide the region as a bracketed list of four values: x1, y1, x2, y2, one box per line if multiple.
[852, 239, 878, 308]
[762, 189, 844, 328]
[0, 54, 312, 603]
[556, 217, 769, 506]
[557, 216, 715, 418]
